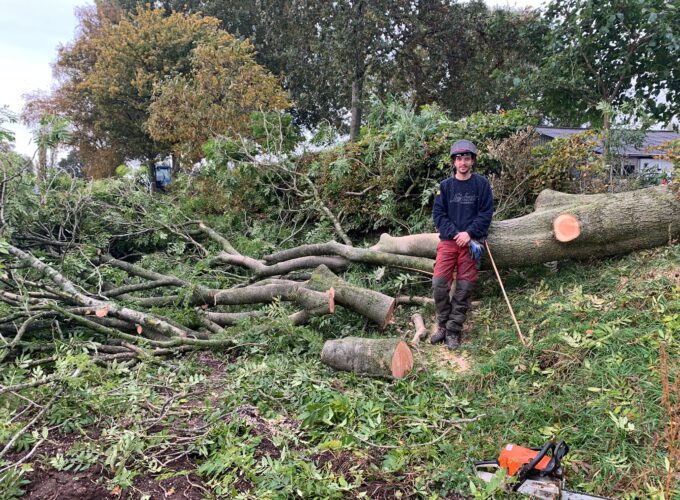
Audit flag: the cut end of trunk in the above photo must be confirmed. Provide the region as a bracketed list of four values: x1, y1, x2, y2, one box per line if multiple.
[553, 214, 581, 242]
[381, 298, 396, 329]
[327, 287, 335, 314]
[391, 341, 413, 378]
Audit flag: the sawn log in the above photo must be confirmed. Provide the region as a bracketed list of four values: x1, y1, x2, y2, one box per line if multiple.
[307, 265, 395, 328]
[321, 337, 413, 379]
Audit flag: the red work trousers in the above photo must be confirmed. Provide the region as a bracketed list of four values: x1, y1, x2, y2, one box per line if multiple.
[433, 240, 478, 288]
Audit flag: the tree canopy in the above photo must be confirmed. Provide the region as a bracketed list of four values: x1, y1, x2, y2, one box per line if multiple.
[30, 4, 289, 177]
[122, 0, 543, 139]
[531, 0, 680, 126]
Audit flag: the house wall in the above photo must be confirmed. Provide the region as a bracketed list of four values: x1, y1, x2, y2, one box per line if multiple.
[638, 159, 674, 176]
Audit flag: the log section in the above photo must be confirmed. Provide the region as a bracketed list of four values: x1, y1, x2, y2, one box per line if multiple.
[321, 337, 413, 379]
[307, 265, 395, 328]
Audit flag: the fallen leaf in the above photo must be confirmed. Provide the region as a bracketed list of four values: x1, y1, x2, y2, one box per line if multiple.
[136, 324, 143, 334]
[165, 487, 176, 497]
[111, 485, 121, 495]
[95, 307, 108, 317]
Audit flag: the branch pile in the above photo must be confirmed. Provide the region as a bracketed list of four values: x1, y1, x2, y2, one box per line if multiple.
[2, 185, 678, 374]
[0, 222, 434, 373]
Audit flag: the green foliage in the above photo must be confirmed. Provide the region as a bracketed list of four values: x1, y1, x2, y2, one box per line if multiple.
[2, 231, 679, 498]
[195, 99, 541, 239]
[0, 106, 17, 146]
[249, 112, 301, 154]
[533, 0, 680, 126]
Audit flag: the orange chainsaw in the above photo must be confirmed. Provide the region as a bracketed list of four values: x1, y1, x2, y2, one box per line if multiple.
[474, 441, 609, 499]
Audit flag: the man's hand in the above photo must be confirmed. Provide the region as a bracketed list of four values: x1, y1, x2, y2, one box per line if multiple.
[454, 231, 471, 247]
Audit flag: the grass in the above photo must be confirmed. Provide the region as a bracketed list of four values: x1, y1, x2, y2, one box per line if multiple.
[1, 244, 679, 498]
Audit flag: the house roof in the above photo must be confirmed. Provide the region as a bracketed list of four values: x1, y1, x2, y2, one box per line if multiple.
[535, 127, 680, 158]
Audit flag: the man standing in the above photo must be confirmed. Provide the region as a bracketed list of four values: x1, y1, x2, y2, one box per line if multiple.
[431, 139, 493, 350]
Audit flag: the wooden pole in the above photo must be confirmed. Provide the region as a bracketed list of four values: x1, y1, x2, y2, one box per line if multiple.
[485, 241, 527, 346]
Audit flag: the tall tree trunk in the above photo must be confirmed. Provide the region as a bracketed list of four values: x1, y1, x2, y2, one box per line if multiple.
[349, 0, 366, 142]
[603, 106, 613, 192]
[147, 155, 157, 193]
[37, 146, 47, 183]
[349, 69, 365, 141]
[171, 153, 180, 173]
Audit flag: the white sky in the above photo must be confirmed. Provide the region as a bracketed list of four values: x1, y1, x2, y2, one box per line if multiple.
[0, 0, 547, 157]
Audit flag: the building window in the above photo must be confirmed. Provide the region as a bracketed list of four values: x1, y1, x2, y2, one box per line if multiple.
[621, 164, 636, 176]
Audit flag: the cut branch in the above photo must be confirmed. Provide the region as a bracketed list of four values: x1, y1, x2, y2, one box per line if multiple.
[307, 265, 395, 328]
[8, 245, 202, 340]
[410, 313, 427, 344]
[265, 241, 434, 274]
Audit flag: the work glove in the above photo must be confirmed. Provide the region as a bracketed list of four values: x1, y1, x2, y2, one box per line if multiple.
[469, 239, 484, 263]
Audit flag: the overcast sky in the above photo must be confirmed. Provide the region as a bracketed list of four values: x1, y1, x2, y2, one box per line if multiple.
[0, 0, 547, 156]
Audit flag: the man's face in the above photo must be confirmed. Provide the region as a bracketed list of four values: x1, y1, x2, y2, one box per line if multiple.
[453, 153, 474, 175]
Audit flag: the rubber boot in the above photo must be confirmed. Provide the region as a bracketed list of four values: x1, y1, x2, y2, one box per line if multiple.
[445, 280, 474, 350]
[431, 276, 451, 345]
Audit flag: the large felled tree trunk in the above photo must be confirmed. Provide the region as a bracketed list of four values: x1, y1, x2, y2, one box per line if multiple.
[371, 186, 680, 268]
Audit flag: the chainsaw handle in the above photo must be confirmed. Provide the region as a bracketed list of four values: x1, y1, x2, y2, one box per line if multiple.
[473, 459, 499, 467]
[543, 440, 569, 477]
[512, 441, 554, 491]
[524, 441, 553, 474]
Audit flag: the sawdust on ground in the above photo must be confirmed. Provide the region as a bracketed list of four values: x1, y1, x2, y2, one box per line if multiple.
[412, 322, 471, 373]
[645, 265, 680, 287]
[433, 348, 470, 372]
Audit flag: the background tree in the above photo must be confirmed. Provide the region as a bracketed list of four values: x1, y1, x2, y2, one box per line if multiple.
[124, 0, 542, 139]
[146, 36, 289, 162]
[0, 107, 17, 151]
[24, 2, 126, 178]
[198, 0, 402, 141]
[530, 0, 680, 127]
[31, 115, 72, 182]
[385, 1, 545, 119]
[28, 4, 288, 177]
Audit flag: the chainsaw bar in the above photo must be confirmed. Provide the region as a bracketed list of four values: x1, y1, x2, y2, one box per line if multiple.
[474, 468, 611, 500]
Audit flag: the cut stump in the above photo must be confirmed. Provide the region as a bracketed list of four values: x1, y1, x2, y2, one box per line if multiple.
[321, 337, 413, 379]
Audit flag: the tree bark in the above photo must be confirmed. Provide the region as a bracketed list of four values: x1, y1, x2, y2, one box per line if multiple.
[321, 337, 413, 379]
[410, 313, 427, 344]
[265, 241, 434, 274]
[307, 265, 395, 328]
[371, 186, 680, 269]
[348, 1, 366, 142]
[349, 71, 365, 142]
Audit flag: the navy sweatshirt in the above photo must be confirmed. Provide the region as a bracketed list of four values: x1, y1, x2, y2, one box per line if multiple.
[432, 173, 494, 240]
